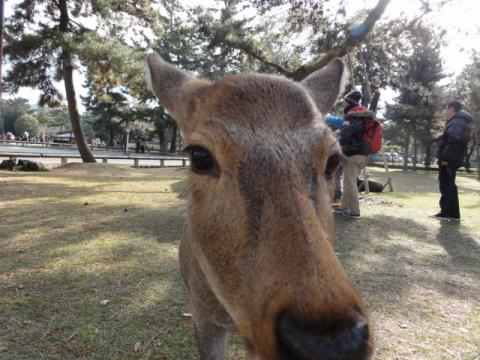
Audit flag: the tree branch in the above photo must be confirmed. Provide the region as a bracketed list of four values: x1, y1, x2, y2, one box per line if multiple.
[204, 0, 391, 80]
[290, 0, 391, 80]
[220, 38, 293, 77]
[198, 22, 294, 77]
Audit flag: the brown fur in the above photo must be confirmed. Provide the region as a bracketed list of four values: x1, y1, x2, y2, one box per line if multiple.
[146, 52, 372, 359]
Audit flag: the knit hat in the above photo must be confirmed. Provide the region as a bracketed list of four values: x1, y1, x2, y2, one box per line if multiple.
[344, 90, 362, 106]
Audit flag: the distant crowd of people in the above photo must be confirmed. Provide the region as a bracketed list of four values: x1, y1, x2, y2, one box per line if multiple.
[0, 131, 48, 142]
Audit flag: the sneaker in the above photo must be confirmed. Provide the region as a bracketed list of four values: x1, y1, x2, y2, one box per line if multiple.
[332, 199, 342, 208]
[333, 207, 344, 214]
[430, 213, 450, 221]
[342, 212, 361, 219]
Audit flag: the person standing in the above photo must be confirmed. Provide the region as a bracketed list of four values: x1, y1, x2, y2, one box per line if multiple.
[433, 101, 473, 221]
[334, 90, 374, 219]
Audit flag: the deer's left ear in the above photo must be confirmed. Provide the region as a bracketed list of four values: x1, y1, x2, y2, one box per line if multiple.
[301, 59, 347, 114]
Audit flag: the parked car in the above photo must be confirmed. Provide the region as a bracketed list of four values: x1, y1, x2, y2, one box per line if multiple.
[391, 152, 400, 162]
[369, 154, 383, 162]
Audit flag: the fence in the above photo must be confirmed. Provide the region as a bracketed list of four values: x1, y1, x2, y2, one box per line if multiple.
[0, 152, 189, 168]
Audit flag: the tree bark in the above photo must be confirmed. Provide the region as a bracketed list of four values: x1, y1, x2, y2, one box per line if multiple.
[59, 0, 95, 163]
[108, 125, 114, 147]
[157, 119, 167, 153]
[424, 143, 432, 169]
[412, 137, 418, 171]
[464, 137, 476, 171]
[403, 133, 410, 172]
[169, 122, 178, 153]
[359, 45, 373, 108]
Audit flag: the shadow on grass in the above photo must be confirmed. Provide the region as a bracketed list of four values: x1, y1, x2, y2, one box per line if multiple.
[334, 214, 479, 308]
[1, 175, 195, 358]
[0, 180, 101, 202]
[0, 178, 185, 202]
[436, 221, 480, 279]
[1, 256, 196, 359]
[1, 201, 185, 275]
[170, 179, 189, 200]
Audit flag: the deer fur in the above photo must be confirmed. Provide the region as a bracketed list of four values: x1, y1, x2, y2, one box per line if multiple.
[145, 51, 372, 360]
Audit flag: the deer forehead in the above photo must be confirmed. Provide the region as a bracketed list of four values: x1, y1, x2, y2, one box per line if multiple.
[192, 74, 320, 130]
[185, 74, 337, 159]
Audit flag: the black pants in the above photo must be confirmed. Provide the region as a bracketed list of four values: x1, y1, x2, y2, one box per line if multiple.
[438, 165, 460, 219]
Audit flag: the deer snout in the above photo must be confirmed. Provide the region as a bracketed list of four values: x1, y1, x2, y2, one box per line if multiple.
[277, 311, 371, 360]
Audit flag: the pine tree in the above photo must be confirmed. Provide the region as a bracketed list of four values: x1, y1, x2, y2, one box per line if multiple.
[386, 22, 445, 170]
[454, 52, 480, 170]
[1, 98, 31, 134]
[4, 0, 157, 162]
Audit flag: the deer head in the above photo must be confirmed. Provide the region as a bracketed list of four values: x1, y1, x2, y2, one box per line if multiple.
[146, 51, 371, 360]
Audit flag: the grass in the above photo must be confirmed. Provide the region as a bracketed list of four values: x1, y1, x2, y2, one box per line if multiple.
[0, 164, 479, 359]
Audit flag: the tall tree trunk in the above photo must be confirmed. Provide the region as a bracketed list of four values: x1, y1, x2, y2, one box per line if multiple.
[424, 143, 432, 169]
[412, 138, 418, 171]
[359, 45, 372, 108]
[59, 0, 95, 163]
[108, 125, 114, 147]
[403, 133, 410, 172]
[157, 120, 167, 153]
[464, 138, 476, 171]
[169, 123, 178, 153]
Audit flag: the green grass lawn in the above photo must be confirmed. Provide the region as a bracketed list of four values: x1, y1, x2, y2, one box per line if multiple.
[0, 164, 479, 359]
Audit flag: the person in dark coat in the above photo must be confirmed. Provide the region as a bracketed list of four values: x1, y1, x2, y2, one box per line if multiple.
[433, 101, 473, 221]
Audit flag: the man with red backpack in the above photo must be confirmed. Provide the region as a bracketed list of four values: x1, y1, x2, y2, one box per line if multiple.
[333, 90, 379, 219]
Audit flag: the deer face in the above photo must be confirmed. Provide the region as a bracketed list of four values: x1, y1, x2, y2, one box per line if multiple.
[146, 52, 372, 360]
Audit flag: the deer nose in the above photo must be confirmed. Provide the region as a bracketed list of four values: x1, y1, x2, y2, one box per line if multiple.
[277, 311, 371, 360]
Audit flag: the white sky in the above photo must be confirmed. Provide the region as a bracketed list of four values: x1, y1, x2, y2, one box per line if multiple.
[5, 0, 480, 112]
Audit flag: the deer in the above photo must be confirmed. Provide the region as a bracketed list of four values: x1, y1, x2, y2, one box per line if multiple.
[145, 51, 372, 360]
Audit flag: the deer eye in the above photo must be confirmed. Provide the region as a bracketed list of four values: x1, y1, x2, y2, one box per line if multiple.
[184, 145, 219, 176]
[325, 153, 344, 179]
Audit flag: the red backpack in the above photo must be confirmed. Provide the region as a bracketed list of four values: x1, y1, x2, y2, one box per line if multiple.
[361, 118, 383, 154]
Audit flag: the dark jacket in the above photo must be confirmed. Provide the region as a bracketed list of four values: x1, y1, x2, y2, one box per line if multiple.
[339, 105, 375, 156]
[437, 110, 473, 167]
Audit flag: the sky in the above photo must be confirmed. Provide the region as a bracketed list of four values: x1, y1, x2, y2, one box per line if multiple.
[5, 0, 480, 111]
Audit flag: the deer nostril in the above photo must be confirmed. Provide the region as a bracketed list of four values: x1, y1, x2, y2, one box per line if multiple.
[277, 312, 370, 360]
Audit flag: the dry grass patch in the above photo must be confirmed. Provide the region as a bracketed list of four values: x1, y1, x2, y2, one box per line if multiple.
[0, 165, 479, 359]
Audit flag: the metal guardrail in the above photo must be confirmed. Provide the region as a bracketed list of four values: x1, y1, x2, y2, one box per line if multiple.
[0, 152, 189, 168]
[0, 139, 119, 151]
[0, 139, 163, 152]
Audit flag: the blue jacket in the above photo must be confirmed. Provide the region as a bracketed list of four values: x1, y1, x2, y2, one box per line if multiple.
[437, 110, 473, 167]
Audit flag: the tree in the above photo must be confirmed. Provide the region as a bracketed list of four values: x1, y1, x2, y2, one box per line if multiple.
[4, 1, 158, 162]
[36, 105, 71, 131]
[453, 52, 480, 170]
[385, 22, 446, 170]
[196, 0, 396, 81]
[82, 78, 131, 146]
[15, 113, 39, 136]
[1, 97, 30, 134]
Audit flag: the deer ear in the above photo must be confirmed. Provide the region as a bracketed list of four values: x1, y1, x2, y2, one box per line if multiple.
[301, 58, 347, 114]
[145, 51, 211, 133]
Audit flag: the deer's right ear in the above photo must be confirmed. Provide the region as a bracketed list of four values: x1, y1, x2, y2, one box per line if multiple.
[301, 58, 347, 114]
[145, 51, 211, 133]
